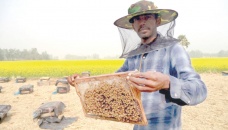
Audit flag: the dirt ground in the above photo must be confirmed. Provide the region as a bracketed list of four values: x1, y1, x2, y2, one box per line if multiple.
[0, 73, 227, 130]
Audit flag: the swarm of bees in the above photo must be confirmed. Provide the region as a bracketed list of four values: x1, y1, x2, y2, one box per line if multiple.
[81, 78, 144, 124]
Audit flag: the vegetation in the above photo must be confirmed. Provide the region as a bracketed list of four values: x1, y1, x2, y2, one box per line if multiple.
[0, 60, 124, 78]
[188, 50, 228, 58]
[1, 47, 228, 60]
[0, 58, 227, 78]
[0, 48, 52, 60]
[191, 58, 228, 73]
[178, 35, 190, 48]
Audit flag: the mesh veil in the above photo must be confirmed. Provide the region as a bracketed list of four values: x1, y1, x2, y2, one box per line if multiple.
[117, 20, 179, 58]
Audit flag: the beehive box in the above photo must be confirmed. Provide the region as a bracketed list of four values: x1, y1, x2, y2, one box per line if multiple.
[74, 72, 147, 125]
[37, 77, 51, 86]
[19, 84, 34, 94]
[0, 77, 9, 83]
[222, 71, 228, 76]
[0, 105, 11, 123]
[15, 77, 26, 83]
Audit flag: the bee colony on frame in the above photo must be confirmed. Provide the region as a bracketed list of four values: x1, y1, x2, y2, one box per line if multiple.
[74, 72, 148, 125]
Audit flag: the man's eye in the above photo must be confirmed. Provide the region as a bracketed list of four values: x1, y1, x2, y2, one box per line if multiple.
[145, 15, 151, 20]
[134, 16, 140, 21]
[145, 16, 150, 19]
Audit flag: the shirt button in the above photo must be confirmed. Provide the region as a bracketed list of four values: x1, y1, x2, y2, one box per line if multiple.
[188, 101, 190, 104]
[174, 93, 178, 97]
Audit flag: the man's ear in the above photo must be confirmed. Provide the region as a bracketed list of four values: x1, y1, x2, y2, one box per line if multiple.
[156, 17, 161, 27]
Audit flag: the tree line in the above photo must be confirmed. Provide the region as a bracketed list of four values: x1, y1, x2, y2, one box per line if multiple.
[0, 48, 52, 61]
[1, 35, 227, 60]
[188, 50, 228, 58]
[1, 48, 227, 61]
[177, 35, 228, 57]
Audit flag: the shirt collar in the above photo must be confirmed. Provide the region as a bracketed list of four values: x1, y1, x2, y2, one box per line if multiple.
[125, 34, 179, 58]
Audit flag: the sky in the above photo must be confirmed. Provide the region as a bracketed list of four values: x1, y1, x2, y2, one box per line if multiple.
[0, 0, 227, 59]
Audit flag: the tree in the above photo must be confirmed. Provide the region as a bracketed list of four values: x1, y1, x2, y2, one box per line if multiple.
[30, 48, 39, 60]
[178, 35, 190, 48]
[21, 49, 29, 59]
[92, 53, 99, 59]
[41, 51, 50, 60]
[0, 49, 4, 60]
[0, 48, 53, 60]
[217, 50, 228, 57]
[188, 50, 203, 58]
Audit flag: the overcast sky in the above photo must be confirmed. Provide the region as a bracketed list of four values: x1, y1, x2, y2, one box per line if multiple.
[0, 0, 227, 59]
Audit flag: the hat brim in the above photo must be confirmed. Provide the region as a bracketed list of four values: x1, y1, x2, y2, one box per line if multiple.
[114, 9, 178, 29]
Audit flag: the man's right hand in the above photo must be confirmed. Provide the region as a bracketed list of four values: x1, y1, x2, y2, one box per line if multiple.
[67, 74, 80, 87]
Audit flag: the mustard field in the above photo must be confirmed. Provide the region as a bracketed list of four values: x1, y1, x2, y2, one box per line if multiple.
[0, 60, 124, 78]
[0, 58, 227, 78]
[191, 58, 228, 73]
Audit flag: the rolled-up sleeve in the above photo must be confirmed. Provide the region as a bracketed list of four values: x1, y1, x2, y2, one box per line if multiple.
[169, 44, 207, 105]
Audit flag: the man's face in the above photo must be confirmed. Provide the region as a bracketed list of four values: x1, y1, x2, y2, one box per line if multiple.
[132, 14, 160, 42]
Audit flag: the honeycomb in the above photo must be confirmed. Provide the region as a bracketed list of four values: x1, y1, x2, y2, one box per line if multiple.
[75, 72, 147, 125]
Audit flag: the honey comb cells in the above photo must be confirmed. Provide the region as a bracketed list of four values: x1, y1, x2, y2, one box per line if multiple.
[75, 72, 148, 125]
[84, 81, 142, 123]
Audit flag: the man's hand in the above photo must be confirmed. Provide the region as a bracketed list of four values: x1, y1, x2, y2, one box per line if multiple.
[127, 71, 170, 92]
[67, 74, 80, 87]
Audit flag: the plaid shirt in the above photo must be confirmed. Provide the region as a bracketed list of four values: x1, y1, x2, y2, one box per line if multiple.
[117, 42, 207, 130]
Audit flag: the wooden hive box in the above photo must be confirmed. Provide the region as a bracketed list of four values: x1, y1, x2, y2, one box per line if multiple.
[222, 71, 228, 76]
[55, 78, 70, 94]
[19, 84, 34, 94]
[0, 105, 11, 123]
[0, 77, 10, 83]
[15, 77, 26, 83]
[37, 77, 51, 86]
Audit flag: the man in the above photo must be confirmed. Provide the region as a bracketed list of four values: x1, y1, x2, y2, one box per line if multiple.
[68, 0, 207, 129]
[113, 0, 207, 130]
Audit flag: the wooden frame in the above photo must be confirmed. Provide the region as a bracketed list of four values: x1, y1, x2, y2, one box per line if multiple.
[74, 72, 148, 125]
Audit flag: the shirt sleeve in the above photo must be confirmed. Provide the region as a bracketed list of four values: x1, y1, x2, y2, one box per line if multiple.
[168, 43, 207, 105]
[116, 59, 129, 72]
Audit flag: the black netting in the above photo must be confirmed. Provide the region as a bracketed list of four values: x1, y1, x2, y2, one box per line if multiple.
[117, 20, 177, 58]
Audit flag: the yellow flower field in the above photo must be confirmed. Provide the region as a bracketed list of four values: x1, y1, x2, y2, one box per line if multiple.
[0, 58, 227, 78]
[191, 58, 228, 73]
[0, 60, 124, 77]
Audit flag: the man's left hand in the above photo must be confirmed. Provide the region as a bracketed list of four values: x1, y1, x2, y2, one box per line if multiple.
[127, 71, 170, 92]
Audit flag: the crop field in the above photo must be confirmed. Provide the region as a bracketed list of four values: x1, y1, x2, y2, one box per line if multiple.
[0, 60, 124, 78]
[0, 58, 227, 78]
[191, 58, 228, 73]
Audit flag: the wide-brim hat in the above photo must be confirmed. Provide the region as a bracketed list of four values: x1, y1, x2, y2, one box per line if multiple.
[114, 0, 178, 29]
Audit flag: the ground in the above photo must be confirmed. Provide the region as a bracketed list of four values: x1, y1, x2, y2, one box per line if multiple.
[0, 73, 227, 130]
